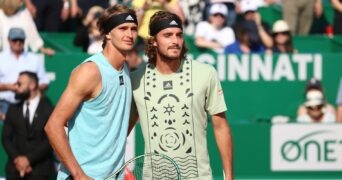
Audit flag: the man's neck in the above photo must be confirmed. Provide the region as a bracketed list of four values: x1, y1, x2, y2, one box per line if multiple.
[28, 91, 40, 101]
[11, 50, 23, 59]
[155, 58, 181, 74]
[103, 46, 126, 71]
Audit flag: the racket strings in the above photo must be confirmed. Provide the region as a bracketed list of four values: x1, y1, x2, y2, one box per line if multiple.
[130, 156, 179, 179]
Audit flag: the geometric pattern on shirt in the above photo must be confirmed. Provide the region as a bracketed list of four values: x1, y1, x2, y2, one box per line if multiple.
[143, 59, 198, 178]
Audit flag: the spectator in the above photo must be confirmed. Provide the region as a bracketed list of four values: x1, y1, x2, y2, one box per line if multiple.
[61, 0, 109, 32]
[331, 0, 342, 34]
[195, 3, 235, 53]
[204, 0, 237, 27]
[178, 0, 205, 35]
[224, 23, 265, 54]
[282, 0, 317, 35]
[336, 77, 342, 122]
[271, 20, 297, 53]
[234, 0, 273, 50]
[297, 78, 336, 123]
[0, 27, 50, 119]
[24, 0, 63, 32]
[132, 0, 185, 39]
[73, 6, 104, 54]
[0, 0, 55, 55]
[1, 71, 55, 179]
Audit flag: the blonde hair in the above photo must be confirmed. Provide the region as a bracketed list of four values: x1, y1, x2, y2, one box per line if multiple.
[0, 0, 23, 16]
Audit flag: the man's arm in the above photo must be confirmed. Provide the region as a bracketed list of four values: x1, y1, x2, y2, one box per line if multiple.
[337, 105, 342, 122]
[211, 112, 233, 180]
[128, 101, 139, 136]
[44, 62, 101, 179]
[195, 37, 223, 50]
[0, 83, 16, 91]
[24, 0, 37, 18]
[331, 0, 342, 12]
[254, 13, 273, 48]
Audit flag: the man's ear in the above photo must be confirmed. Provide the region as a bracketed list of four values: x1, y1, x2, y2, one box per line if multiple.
[152, 37, 157, 47]
[29, 81, 37, 91]
[105, 33, 111, 40]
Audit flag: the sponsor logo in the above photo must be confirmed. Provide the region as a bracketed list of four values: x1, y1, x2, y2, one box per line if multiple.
[163, 81, 173, 90]
[170, 20, 178, 25]
[126, 15, 134, 21]
[119, 76, 124, 85]
[271, 124, 342, 171]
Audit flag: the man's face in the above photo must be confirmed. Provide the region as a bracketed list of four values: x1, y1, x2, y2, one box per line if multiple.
[9, 38, 25, 54]
[14, 75, 32, 101]
[107, 22, 138, 52]
[209, 13, 226, 28]
[307, 104, 324, 120]
[153, 27, 183, 61]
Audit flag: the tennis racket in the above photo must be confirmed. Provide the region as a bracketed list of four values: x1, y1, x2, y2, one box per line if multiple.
[105, 153, 181, 180]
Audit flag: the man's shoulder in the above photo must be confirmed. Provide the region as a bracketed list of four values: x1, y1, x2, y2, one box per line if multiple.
[191, 59, 215, 70]
[39, 97, 54, 112]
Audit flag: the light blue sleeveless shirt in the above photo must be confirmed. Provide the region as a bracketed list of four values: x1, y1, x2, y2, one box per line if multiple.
[57, 52, 132, 179]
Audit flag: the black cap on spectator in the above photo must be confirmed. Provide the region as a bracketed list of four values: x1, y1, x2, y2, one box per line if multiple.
[306, 78, 322, 92]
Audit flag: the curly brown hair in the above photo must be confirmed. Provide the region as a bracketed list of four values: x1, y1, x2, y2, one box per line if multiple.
[96, 4, 136, 49]
[144, 11, 188, 65]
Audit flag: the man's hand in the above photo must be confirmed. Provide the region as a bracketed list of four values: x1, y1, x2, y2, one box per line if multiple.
[0, 112, 5, 120]
[39, 47, 56, 56]
[14, 156, 31, 177]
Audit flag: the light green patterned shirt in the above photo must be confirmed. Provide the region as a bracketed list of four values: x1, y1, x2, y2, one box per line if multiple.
[131, 59, 227, 180]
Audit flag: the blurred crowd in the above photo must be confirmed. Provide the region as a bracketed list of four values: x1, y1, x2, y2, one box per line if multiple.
[0, 0, 340, 55]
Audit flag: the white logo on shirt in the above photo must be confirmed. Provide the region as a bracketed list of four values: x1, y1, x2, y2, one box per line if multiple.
[163, 81, 173, 90]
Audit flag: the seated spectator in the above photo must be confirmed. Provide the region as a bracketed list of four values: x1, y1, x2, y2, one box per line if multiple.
[297, 78, 336, 123]
[234, 0, 273, 50]
[336, 77, 342, 122]
[331, 0, 342, 35]
[204, 0, 237, 27]
[194, 3, 235, 53]
[1, 71, 55, 179]
[0, 28, 50, 120]
[224, 23, 265, 54]
[271, 20, 297, 53]
[0, 0, 55, 55]
[73, 6, 104, 54]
